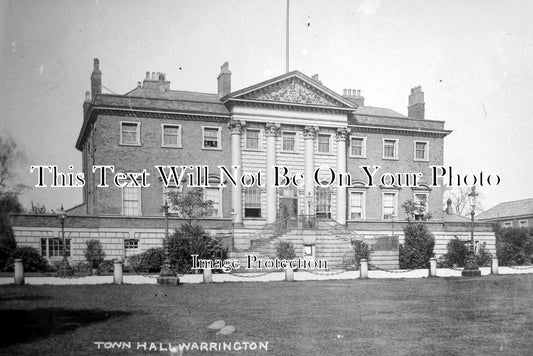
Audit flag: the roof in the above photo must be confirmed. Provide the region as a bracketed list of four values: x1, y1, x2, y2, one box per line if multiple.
[354, 106, 407, 119]
[477, 198, 533, 221]
[443, 213, 471, 223]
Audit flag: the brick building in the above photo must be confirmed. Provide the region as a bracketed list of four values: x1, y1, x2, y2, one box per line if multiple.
[477, 198, 533, 228]
[10, 59, 496, 269]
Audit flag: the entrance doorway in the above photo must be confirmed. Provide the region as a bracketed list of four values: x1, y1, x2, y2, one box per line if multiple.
[279, 187, 298, 229]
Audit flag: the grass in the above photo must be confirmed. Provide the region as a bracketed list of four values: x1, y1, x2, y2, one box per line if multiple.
[0, 275, 532, 355]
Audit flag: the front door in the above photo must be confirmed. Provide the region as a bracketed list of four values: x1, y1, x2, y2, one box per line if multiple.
[279, 197, 298, 229]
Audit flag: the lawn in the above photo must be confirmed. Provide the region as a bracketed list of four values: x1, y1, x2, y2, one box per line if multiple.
[0, 275, 532, 356]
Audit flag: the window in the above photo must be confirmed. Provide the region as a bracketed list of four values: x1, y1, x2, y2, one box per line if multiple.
[204, 187, 222, 217]
[519, 220, 528, 227]
[163, 185, 183, 214]
[414, 141, 428, 161]
[316, 186, 332, 218]
[382, 192, 397, 220]
[413, 193, 429, 220]
[124, 239, 139, 249]
[282, 131, 297, 152]
[502, 221, 513, 228]
[203, 127, 221, 149]
[350, 137, 366, 157]
[317, 134, 331, 153]
[123, 186, 141, 216]
[120, 122, 140, 145]
[162, 124, 182, 148]
[349, 191, 365, 220]
[41, 238, 71, 258]
[383, 139, 398, 159]
[245, 129, 260, 150]
[244, 186, 262, 217]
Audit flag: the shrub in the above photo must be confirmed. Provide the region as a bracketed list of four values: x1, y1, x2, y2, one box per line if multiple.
[7, 246, 48, 272]
[168, 224, 227, 273]
[84, 240, 106, 269]
[98, 259, 115, 273]
[128, 248, 164, 273]
[399, 222, 435, 269]
[443, 237, 469, 267]
[476, 242, 492, 267]
[495, 226, 533, 266]
[352, 240, 370, 269]
[276, 241, 296, 260]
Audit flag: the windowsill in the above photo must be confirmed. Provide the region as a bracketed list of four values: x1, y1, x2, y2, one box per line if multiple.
[119, 142, 141, 147]
[202, 147, 222, 151]
[280, 150, 299, 154]
[414, 159, 429, 162]
[382, 157, 399, 160]
[349, 155, 367, 159]
[161, 145, 183, 149]
[316, 152, 334, 156]
[243, 148, 263, 152]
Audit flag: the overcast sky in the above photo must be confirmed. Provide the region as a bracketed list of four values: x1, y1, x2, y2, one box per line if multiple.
[1, 0, 532, 213]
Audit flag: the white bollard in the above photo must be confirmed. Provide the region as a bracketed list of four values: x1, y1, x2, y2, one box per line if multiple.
[360, 259, 368, 279]
[429, 258, 437, 277]
[203, 268, 212, 283]
[285, 268, 294, 282]
[491, 258, 499, 275]
[14, 258, 24, 286]
[113, 259, 123, 285]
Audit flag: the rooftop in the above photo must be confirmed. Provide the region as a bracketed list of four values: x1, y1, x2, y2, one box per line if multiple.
[477, 198, 533, 221]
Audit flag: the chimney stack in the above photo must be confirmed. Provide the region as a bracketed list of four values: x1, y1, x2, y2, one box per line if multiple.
[90, 58, 102, 99]
[408, 86, 425, 119]
[446, 198, 453, 215]
[342, 88, 364, 107]
[142, 71, 170, 91]
[311, 74, 322, 85]
[217, 62, 231, 98]
[83, 90, 91, 118]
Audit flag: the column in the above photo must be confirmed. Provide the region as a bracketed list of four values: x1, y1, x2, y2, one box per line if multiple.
[335, 128, 349, 225]
[303, 126, 318, 216]
[228, 120, 244, 224]
[265, 123, 280, 224]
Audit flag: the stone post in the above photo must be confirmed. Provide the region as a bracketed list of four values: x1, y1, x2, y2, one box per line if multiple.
[360, 259, 368, 279]
[14, 258, 24, 286]
[491, 258, 498, 275]
[429, 257, 437, 277]
[285, 267, 294, 282]
[113, 259, 123, 285]
[203, 268, 213, 283]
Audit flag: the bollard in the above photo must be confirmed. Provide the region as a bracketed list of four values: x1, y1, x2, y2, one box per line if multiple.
[14, 258, 24, 286]
[203, 268, 212, 283]
[491, 258, 498, 275]
[429, 258, 437, 277]
[285, 267, 294, 282]
[360, 259, 368, 279]
[113, 259, 123, 285]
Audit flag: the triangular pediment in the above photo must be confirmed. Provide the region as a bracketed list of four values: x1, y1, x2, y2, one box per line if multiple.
[225, 72, 355, 109]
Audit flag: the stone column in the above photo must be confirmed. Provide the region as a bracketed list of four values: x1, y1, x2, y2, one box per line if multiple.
[303, 126, 318, 216]
[335, 128, 349, 225]
[265, 123, 280, 224]
[228, 120, 244, 224]
[14, 258, 24, 286]
[113, 259, 123, 285]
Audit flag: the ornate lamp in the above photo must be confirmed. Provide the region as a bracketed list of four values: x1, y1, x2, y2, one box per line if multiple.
[57, 204, 74, 277]
[157, 202, 179, 285]
[462, 187, 481, 277]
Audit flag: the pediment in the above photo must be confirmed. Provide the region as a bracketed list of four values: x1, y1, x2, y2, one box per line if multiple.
[228, 72, 354, 109]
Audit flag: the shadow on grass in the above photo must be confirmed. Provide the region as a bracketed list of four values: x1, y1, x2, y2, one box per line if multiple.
[0, 308, 131, 347]
[0, 295, 54, 302]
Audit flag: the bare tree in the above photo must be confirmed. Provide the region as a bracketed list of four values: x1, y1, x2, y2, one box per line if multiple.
[443, 186, 484, 216]
[0, 136, 25, 195]
[166, 188, 213, 227]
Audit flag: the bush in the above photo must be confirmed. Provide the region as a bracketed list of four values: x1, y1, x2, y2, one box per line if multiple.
[443, 238, 492, 267]
[495, 226, 533, 266]
[476, 242, 492, 267]
[128, 248, 164, 273]
[352, 240, 370, 270]
[168, 224, 227, 273]
[276, 241, 296, 260]
[84, 240, 106, 269]
[399, 222, 435, 269]
[7, 246, 48, 272]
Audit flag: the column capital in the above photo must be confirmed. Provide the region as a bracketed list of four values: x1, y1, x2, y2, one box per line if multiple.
[228, 119, 245, 134]
[265, 122, 280, 137]
[336, 127, 351, 141]
[303, 126, 319, 140]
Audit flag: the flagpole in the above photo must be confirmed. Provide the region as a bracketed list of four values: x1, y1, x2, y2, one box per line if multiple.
[286, 0, 290, 73]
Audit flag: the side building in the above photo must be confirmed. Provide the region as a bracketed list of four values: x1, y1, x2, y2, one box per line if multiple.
[10, 59, 496, 269]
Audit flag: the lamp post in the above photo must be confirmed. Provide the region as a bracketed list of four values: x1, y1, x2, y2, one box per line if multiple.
[462, 186, 481, 277]
[57, 204, 73, 277]
[157, 203, 179, 285]
[391, 210, 396, 237]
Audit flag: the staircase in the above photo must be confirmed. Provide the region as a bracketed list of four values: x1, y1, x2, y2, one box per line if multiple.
[229, 219, 355, 271]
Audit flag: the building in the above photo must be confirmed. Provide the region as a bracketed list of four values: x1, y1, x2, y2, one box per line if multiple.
[10, 59, 496, 269]
[477, 198, 533, 228]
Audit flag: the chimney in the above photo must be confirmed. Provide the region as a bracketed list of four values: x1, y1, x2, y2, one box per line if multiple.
[83, 90, 91, 118]
[446, 198, 453, 215]
[342, 88, 364, 107]
[311, 74, 322, 85]
[90, 58, 102, 99]
[142, 71, 170, 91]
[217, 62, 231, 98]
[408, 86, 425, 119]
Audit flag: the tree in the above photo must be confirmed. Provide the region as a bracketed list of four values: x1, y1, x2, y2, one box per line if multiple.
[399, 222, 435, 269]
[0, 136, 25, 194]
[402, 199, 431, 222]
[0, 193, 23, 270]
[443, 186, 484, 217]
[167, 188, 213, 227]
[29, 201, 48, 214]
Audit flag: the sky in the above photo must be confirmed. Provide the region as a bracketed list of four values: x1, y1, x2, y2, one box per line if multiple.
[0, 0, 532, 213]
